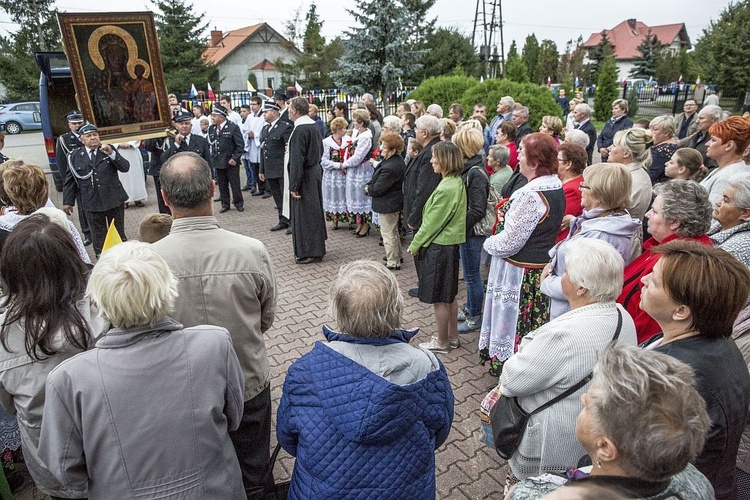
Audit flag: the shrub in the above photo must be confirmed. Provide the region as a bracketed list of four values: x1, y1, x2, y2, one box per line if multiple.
[459, 79, 559, 130]
[407, 75, 480, 114]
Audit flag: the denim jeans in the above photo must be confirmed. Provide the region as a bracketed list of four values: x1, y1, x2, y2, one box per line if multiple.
[460, 234, 486, 317]
[242, 158, 256, 188]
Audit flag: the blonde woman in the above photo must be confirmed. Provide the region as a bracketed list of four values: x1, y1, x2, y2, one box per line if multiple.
[539, 115, 563, 144]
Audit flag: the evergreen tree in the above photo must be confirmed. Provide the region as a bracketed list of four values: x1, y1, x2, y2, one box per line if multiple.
[560, 36, 586, 85]
[586, 31, 614, 85]
[152, 0, 216, 93]
[521, 34, 539, 82]
[594, 54, 619, 122]
[507, 40, 519, 59]
[418, 28, 481, 80]
[629, 29, 662, 79]
[535, 39, 559, 84]
[506, 45, 529, 83]
[333, 0, 426, 94]
[694, 0, 750, 96]
[0, 0, 60, 100]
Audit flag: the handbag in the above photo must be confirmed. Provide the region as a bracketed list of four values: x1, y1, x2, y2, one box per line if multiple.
[261, 442, 290, 500]
[489, 309, 623, 460]
[468, 166, 501, 237]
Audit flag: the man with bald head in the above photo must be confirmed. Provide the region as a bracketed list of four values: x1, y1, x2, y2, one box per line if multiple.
[151, 151, 277, 498]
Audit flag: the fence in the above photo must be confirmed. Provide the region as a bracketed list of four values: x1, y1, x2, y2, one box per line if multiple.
[176, 88, 417, 123]
[619, 83, 749, 118]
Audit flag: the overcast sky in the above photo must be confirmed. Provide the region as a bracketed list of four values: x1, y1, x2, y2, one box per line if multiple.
[0, 0, 732, 54]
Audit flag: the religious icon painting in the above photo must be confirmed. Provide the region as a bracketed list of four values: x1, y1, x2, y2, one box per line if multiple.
[57, 12, 171, 141]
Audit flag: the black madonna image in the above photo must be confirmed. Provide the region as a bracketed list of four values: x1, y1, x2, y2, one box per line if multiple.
[58, 12, 171, 138]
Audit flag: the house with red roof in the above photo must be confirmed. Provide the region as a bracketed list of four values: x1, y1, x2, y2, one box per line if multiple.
[203, 23, 301, 91]
[583, 19, 691, 80]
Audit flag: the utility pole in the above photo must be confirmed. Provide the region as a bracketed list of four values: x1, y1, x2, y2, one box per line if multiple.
[472, 0, 505, 79]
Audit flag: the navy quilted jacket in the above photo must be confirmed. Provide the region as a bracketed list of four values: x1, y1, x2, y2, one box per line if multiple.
[277, 334, 454, 499]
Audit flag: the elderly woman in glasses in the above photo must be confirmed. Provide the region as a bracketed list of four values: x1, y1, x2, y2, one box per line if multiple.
[508, 346, 714, 499]
[500, 238, 637, 485]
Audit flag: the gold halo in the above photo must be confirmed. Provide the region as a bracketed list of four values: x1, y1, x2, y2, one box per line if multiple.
[88, 25, 151, 80]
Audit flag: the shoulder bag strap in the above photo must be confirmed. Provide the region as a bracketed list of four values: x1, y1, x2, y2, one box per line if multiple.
[526, 308, 623, 416]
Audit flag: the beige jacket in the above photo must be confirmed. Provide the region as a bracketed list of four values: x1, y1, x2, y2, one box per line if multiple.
[733, 302, 750, 473]
[152, 216, 277, 401]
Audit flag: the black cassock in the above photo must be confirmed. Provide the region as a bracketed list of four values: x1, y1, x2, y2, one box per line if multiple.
[288, 121, 327, 260]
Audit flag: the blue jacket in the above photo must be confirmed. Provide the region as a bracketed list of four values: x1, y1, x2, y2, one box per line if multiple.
[277, 327, 454, 499]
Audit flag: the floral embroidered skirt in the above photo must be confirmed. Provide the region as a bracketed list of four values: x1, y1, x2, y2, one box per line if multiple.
[479, 260, 549, 376]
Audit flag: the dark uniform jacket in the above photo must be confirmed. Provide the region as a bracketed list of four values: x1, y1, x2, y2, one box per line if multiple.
[514, 122, 532, 147]
[207, 120, 244, 170]
[55, 131, 82, 190]
[161, 134, 211, 166]
[259, 119, 293, 179]
[63, 147, 130, 212]
[404, 136, 441, 229]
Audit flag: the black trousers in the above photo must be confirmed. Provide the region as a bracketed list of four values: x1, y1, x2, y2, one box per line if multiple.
[267, 177, 288, 225]
[153, 176, 171, 215]
[229, 386, 274, 499]
[75, 192, 90, 239]
[217, 165, 243, 209]
[250, 162, 264, 192]
[86, 205, 126, 257]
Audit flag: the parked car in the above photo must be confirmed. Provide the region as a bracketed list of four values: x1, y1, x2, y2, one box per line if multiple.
[0, 101, 42, 134]
[624, 79, 659, 101]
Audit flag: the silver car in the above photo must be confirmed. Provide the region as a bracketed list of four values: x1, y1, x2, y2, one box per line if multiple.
[0, 101, 42, 134]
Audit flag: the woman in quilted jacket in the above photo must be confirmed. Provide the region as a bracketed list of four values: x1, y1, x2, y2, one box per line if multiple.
[277, 260, 454, 499]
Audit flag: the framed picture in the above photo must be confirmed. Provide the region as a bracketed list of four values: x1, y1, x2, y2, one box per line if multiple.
[57, 12, 170, 141]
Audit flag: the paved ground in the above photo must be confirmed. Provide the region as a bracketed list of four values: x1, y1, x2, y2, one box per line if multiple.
[13, 146, 508, 499]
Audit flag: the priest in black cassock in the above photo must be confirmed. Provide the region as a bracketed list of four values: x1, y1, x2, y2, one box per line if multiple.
[286, 97, 327, 264]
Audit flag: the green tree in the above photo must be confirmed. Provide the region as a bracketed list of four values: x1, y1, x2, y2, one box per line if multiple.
[408, 75, 479, 112]
[629, 29, 662, 79]
[560, 36, 586, 86]
[535, 39, 559, 84]
[0, 0, 60, 100]
[298, 3, 342, 88]
[333, 0, 425, 94]
[275, 4, 343, 89]
[418, 28, 481, 80]
[506, 53, 529, 83]
[152, 0, 217, 93]
[694, 0, 750, 96]
[586, 31, 614, 85]
[521, 34, 539, 82]
[594, 54, 619, 121]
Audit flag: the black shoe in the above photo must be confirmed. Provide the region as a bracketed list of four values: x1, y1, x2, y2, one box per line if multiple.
[241, 186, 251, 191]
[285, 228, 292, 235]
[408, 288, 419, 298]
[296, 256, 323, 264]
[83, 237, 92, 246]
[219, 206, 230, 213]
[236, 206, 245, 212]
[252, 190, 264, 196]
[383, 256, 404, 263]
[385, 264, 401, 270]
[214, 197, 222, 202]
[262, 192, 272, 199]
[270, 223, 289, 231]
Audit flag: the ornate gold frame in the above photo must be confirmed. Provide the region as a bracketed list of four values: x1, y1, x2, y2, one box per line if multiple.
[57, 12, 170, 141]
